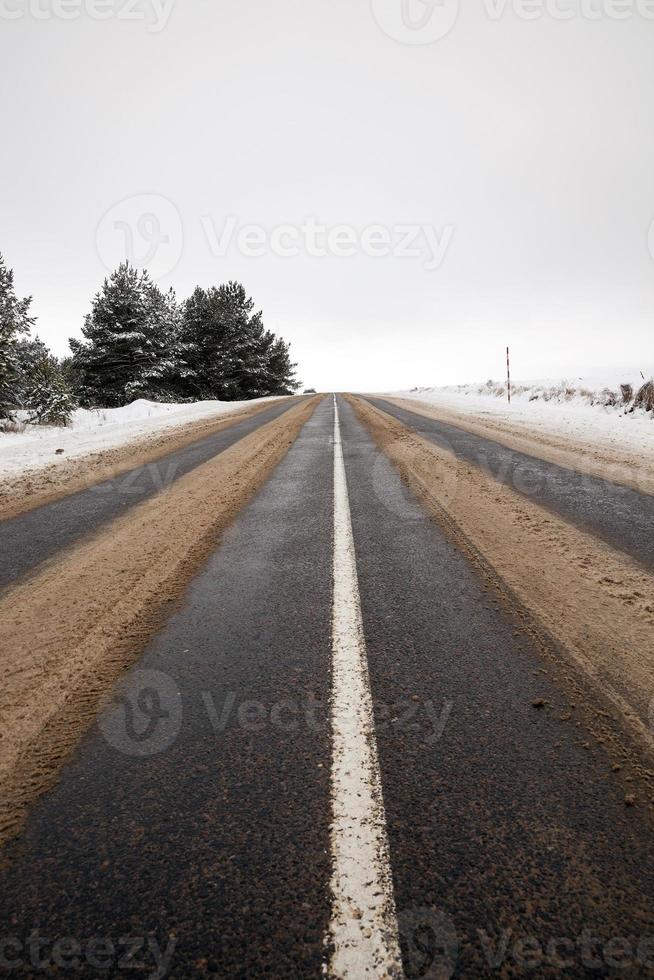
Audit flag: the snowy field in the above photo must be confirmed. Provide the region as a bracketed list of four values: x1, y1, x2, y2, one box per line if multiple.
[392, 373, 654, 463]
[0, 397, 281, 478]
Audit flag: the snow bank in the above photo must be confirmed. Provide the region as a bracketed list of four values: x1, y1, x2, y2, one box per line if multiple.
[0, 397, 281, 478]
[391, 373, 654, 462]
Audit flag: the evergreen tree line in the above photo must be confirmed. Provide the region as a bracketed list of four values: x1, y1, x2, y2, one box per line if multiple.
[0, 254, 300, 428]
[0, 254, 75, 426]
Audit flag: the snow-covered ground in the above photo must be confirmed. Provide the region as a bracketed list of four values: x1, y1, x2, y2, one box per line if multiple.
[0, 397, 281, 478]
[391, 373, 654, 463]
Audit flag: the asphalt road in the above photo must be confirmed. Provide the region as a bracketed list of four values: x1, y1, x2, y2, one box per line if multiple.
[0, 398, 299, 590]
[1, 396, 653, 977]
[367, 396, 654, 571]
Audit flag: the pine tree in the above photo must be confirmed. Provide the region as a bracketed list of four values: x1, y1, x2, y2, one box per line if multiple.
[14, 336, 48, 407]
[179, 281, 299, 400]
[141, 282, 189, 401]
[70, 263, 177, 408]
[59, 355, 83, 396]
[67, 268, 299, 408]
[14, 336, 76, 426]
[0, 253, 36, 421]
[265, 336, 300, 395]
[179, 284, 242, 400]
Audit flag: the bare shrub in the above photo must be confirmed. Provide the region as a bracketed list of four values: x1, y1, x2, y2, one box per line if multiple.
[0, 418, 26, 434]
[600, 388, 618, 407]
[634, 380, 654, 413]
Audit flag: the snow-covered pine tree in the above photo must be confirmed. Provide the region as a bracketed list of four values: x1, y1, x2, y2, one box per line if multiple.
[0, 252, 36, 422]
[14, 336, 76, 425]
[265, 336, 300, 395]
[179, 280, 298, 400]
[14, 335, 48, 407]
[70, 262, 177, 408]
[179, 285, 236, 400]
[20, 339, 75, 425]
[140, 282, 189, 402]
[220, 285, 270, 400]
[69, 269, 299, 406]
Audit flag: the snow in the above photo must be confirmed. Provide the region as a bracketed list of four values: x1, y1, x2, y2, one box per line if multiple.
[0, 397, 282, 478]
[390, 373, 654, 462]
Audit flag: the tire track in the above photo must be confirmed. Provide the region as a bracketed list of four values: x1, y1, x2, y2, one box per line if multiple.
[0, 395, 322, 850]
[0, 398, 301, 588]
[348, 395, 654, 788]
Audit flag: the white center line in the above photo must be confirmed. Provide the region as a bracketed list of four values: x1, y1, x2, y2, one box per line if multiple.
[327, 394, 403, 979]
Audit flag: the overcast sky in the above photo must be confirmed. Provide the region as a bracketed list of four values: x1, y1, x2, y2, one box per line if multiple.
[2, 0, 654, 392]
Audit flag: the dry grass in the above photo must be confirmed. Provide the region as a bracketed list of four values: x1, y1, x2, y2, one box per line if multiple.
[634, 381, 654, 414]
[440, 378, 650, 413]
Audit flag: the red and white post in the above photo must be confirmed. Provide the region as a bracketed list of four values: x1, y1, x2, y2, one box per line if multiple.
[506, 346, 511, 405]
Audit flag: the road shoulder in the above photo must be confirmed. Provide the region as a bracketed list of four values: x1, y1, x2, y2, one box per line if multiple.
[0, 395, 321, 850]
[384, 394, 654, 497]
[348, 394, 654, 795]
[0, 397, 293, 523]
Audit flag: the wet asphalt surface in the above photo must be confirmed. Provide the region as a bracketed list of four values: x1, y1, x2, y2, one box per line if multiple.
[0, 398, 299, 590]
[0, 398, 334, 978]
[367, 396, 654, 572]
[1, 396, 654, 977]
[340, 397, 654, 978]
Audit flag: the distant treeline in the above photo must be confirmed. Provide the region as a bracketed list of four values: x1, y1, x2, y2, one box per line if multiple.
[0, 254, 300, 428]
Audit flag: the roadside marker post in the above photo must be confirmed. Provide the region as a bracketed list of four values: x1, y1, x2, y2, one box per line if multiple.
[506, 346, 511, 405]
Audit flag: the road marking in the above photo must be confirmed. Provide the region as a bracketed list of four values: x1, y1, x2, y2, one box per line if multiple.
[327, 395, 403, 978]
